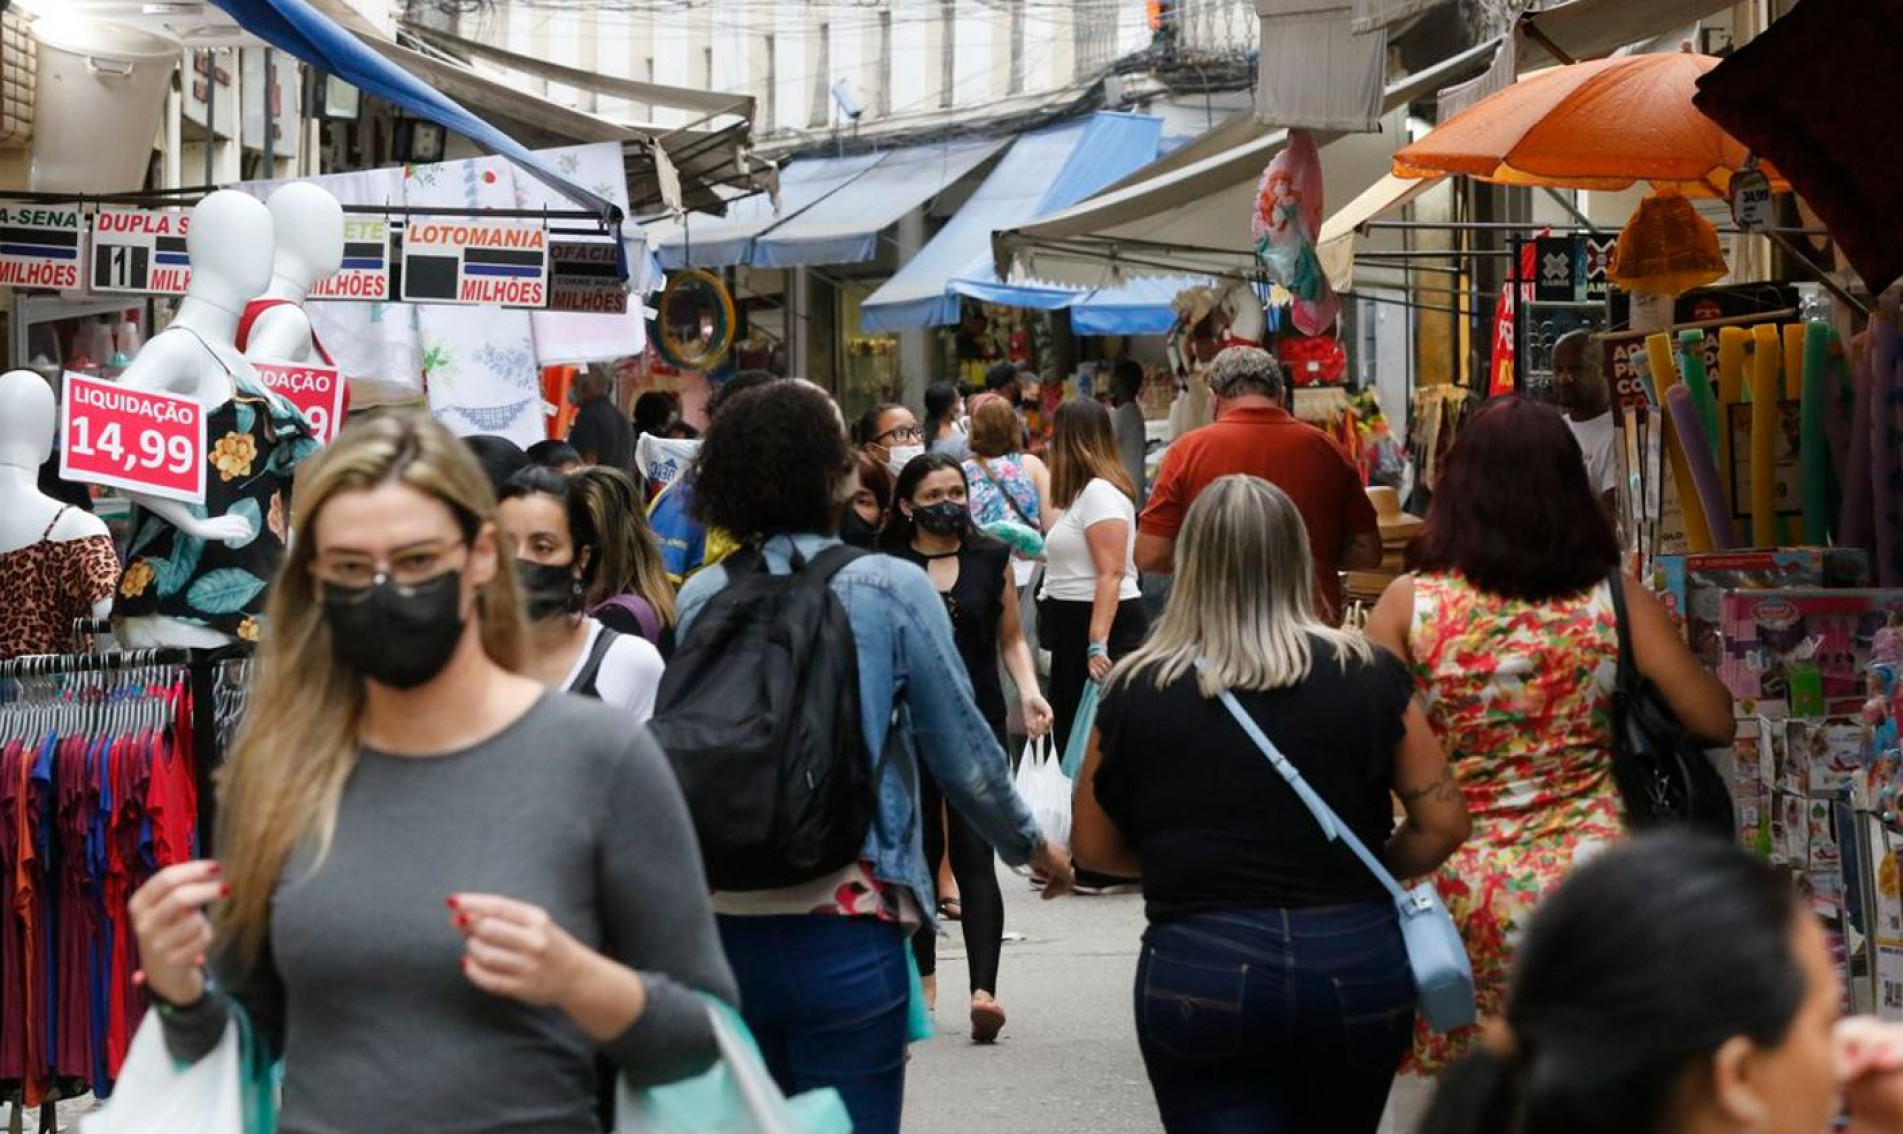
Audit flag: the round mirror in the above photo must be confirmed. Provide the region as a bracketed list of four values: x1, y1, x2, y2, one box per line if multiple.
[656, 268, 736, 371]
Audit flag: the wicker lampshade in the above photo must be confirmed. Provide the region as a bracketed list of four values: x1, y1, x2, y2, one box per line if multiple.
[1610, 190, 1728, 295]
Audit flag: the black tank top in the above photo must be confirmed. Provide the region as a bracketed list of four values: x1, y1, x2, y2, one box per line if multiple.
[894, 537, 1011, 729]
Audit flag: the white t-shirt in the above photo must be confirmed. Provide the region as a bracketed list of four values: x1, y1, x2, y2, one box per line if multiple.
[1567, 411, 1620, 496]
[561, 619, 664, 722]
[1040, 477, 1141, 603]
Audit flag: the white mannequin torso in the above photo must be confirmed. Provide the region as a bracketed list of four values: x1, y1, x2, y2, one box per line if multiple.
[241, 183, 344, 366]
[243, 279, 321, 363]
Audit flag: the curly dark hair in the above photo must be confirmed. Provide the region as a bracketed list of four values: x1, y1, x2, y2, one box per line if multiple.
[692, 381, 851, 538]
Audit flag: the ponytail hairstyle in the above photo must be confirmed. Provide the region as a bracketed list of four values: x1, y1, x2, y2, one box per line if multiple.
[1419, 833, 1807, 1134]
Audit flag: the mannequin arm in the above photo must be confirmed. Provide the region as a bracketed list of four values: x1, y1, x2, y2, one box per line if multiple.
[123, 494, 255, 546]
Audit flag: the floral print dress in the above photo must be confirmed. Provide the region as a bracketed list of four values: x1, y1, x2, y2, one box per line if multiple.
[1403, 571, 1625, 1074]
[117, 376, 319, 640]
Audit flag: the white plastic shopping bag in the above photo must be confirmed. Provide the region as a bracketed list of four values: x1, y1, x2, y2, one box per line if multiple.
[1012, 736, 1072, 847]
[618, 999, 850, 1134]
[82, 1011, 246, 1134]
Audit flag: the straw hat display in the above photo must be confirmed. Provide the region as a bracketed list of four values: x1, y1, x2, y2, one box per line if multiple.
[1344, 486, 1423, 608]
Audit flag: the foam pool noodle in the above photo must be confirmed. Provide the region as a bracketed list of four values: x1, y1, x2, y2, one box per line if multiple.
[1666, 384, 1734, 549]
[1677, 329, 1720, 450]
[982, 519, 1046, 559]
[1800, 321, 1832, 545]
[1750, 323, 1784, 547]
[1716, 327, 1750, 518]
[1648, 332, 1713, 552]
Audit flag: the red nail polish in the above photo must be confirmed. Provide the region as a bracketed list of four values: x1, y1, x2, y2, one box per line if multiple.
[453, 913, 471, 929]
[194, 953, 205, 968]
[132, 969, 146, 988]
[445, 896, 459, 910]
[459, 955, 470, 969]
[205, 862, 222, 876]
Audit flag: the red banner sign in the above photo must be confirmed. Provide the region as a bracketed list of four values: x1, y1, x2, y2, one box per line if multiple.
[252, 360, 346, 445]
[59, 372, 206, 503]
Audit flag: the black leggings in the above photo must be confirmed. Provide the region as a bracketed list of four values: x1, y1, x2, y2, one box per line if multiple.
[1042, 597, 1151, 755]
[911, 722, 1007, 994]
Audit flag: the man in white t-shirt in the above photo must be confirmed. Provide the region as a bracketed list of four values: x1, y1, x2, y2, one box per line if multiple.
[1552, 329, 1619, 509]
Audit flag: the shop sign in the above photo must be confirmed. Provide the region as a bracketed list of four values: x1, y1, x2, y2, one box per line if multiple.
[59, 372, 205, 504]
[90, 208, 192, 296]
[1731, 169, 1775, 233]
[547, 239, 628, 314]
[253, 360, 346, 445]
[310, 217, 392, 301]
[1533, 234, 1618, 304]
[400, 218, 548, 308]
[0, 203, 83, 290]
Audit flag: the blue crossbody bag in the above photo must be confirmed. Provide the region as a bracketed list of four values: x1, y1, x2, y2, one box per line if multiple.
[1211, 685, 1477, 1034]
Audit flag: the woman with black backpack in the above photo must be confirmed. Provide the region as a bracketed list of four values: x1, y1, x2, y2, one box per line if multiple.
[661, 380, 1074, 1134]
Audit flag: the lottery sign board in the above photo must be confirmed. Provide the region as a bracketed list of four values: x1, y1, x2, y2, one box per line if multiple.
[309, 217, 393, 301]
[91, 208, 192, 296]
[59, 372, 206, 504]
[400, 219, 548, 308]
[0, 203, 83, 290]
[547, 240, 629, 314]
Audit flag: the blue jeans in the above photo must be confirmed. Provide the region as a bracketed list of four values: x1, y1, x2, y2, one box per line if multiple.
[717, 915, 910, 1134]
[1135, 902, 1415, 1134]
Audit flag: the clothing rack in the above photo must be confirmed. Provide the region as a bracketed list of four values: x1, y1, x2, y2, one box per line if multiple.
[0, 643, 251, 1123]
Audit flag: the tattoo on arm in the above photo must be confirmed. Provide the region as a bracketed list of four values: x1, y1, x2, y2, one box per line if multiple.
[1398, 764, 1461, 805]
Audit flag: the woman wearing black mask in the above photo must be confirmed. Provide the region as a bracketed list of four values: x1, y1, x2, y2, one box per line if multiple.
[842, 450, 894, 550]
[126, 413, 736, 1132]
[880, 452, 1051, 1042]
[497, 466, 665, 717]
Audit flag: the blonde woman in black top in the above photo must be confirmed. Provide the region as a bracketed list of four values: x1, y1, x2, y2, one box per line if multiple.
[1073, 474, 1469, 1134]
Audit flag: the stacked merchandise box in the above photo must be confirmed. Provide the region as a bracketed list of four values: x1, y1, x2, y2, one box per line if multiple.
[1719, 590, 1903, 719]
[1655, 548, 1870, 668]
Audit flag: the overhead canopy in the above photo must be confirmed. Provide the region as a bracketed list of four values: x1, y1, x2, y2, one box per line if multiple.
[1070, 275, 1210, 336]
[210, 0, 618, 223]
[648, 138, 1003, 269]
[994, 0, 1744, 287]
[1316, 173, 1442, 292]
[863, 112, 1167, 333]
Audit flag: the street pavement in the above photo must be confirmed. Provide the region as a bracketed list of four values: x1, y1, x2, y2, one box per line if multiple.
[901, 866, 1159, 1134]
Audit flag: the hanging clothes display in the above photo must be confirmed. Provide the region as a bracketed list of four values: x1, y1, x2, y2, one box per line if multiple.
[0, 646, 250, 1111]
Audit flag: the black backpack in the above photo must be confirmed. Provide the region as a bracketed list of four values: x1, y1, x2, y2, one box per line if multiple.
[650, 543, 875, 891]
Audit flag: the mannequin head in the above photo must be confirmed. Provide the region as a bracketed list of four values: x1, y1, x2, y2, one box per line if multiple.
[265, 182, 345, 290]
[185, 190, 275, 313]
[0, 369, 56, 470]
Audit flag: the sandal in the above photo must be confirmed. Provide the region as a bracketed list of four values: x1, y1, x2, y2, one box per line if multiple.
[970, 996, 1006, 1044]
[938, 897, 963, 921]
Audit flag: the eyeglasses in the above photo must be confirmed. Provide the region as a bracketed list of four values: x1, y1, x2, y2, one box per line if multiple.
[876, 424, 925, 444]
[312, 544, 467, 594]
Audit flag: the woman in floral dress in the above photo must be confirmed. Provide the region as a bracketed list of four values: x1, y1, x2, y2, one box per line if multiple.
[1368, 398, 1733, 1075]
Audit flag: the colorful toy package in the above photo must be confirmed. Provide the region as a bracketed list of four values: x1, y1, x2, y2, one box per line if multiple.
[1655, 548, 1871, 665]
[1719, 589, 1903, 719]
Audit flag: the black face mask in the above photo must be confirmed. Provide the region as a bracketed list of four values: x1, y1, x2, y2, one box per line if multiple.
[912, 501, 969, 537]
[322, 570, 467, 690]
[516, 558, 581, 621]
[840, 510, 880, 549]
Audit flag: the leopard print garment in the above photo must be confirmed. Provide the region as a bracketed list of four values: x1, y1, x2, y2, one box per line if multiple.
[0, 508, 119, 660]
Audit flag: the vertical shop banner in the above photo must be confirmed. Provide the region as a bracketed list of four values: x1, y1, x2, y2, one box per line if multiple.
[309, 217, 392, 301]
[1487, 241, 1540, 397]
[252, 360, 346, 445]
[400, 218, 549, 308]
[0, 203, 83, 290]
[58, 372, 206, 504]
[547, 240, 629, 314]
[90, 208, 192, 296]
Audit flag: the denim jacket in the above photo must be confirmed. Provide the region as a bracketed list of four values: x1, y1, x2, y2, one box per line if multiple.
[676, 532, 1042, 927]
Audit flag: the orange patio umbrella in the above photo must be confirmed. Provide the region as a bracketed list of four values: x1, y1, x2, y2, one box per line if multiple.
[1393, 51, 1780, 197]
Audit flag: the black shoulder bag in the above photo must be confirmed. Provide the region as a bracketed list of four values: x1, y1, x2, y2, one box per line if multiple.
[1605, 570, 1736, 837]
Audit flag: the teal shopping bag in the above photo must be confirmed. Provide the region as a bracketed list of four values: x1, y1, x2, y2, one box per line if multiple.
[1060, 680, 1101, 780]
[620, 999, 852, 1134]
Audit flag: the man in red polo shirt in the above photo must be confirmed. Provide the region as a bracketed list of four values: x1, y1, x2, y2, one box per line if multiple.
[1136, 345, 1380, 623]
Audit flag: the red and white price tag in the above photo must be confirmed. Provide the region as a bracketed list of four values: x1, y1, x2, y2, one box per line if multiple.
[252, 359, 346, 445]
[58, 372, 206, 504]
